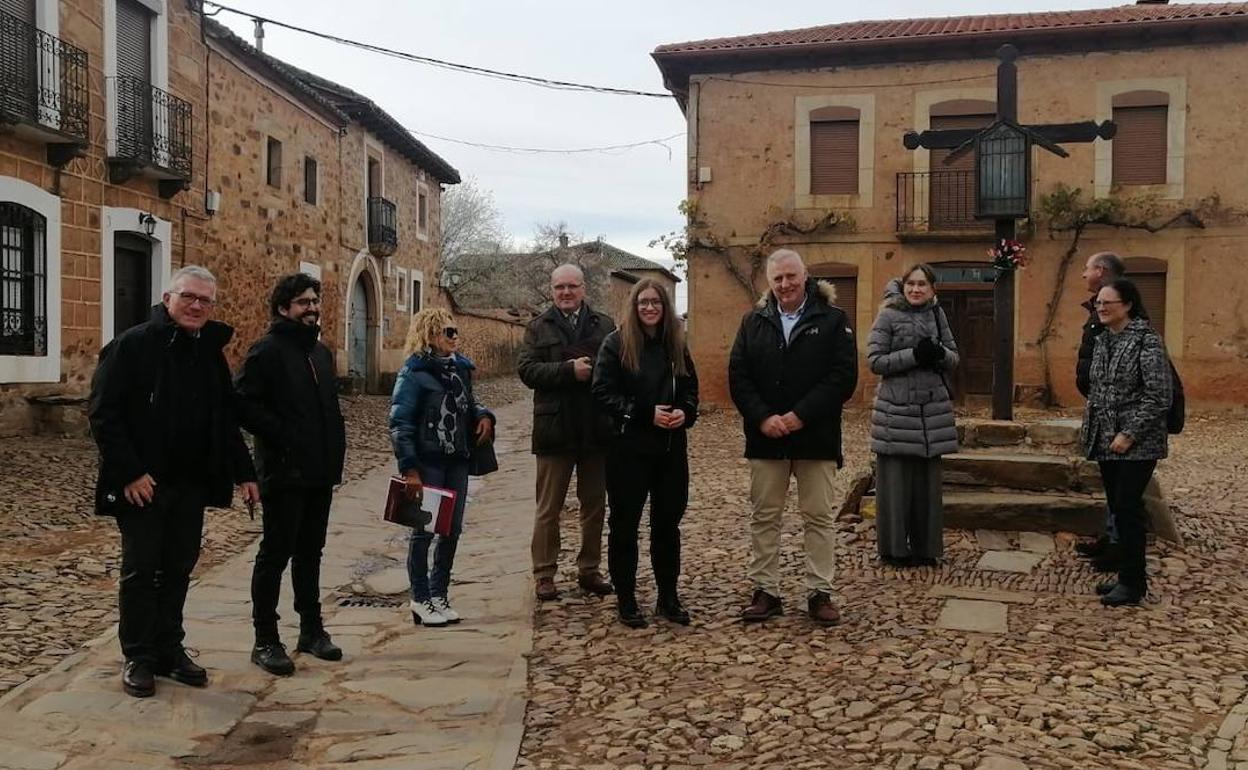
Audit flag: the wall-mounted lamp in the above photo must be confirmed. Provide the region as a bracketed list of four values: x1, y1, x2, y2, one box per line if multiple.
[139, 213, 157, 237]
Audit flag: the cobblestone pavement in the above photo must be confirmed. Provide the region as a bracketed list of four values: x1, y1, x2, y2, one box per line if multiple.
[519, 407, 1248, 770]
[0, 376, 527, 697]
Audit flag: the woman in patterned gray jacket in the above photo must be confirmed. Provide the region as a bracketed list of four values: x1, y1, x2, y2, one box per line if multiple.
[1083, 278, 1171, 607]
[867, 264, 959, 566]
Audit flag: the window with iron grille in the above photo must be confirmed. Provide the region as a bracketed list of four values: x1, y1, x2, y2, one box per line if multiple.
[0, 201, 47, 356]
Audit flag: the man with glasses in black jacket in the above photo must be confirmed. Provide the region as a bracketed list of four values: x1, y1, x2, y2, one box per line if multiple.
[235, 272, 346, 676]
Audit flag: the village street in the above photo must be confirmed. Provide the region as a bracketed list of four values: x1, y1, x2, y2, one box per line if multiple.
[0, 381, 1247, 769]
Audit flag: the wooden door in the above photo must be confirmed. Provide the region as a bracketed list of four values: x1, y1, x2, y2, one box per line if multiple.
[113, 233, 151, 337]
[349, 276, 369, 378]
[939, 288, 994, 402]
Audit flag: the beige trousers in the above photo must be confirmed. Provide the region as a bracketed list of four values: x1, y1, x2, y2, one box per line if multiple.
[747, 459, 837, 596]
[531, 452, 606, 580]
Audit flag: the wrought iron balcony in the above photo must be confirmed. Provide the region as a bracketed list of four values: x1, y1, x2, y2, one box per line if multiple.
[896, 170, 994, 237]
[108, 76, 193, 197]
[367, 196, 398, 258]
[0, 11, 89, 165]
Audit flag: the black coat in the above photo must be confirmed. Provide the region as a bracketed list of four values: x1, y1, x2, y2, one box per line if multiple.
[1075, 297, 1102, 398]
[234, 318, 346, 490]
[591, 330, 699, 455]
[88, 304, 256, 515]
[517, 303, 616, 455]
[728, 279, 859, 465]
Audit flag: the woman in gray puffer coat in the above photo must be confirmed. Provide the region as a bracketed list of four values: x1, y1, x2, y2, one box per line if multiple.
[867, 264, 959, 566]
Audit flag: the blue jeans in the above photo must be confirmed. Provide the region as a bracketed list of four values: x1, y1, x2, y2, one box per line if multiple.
[406, 460, 470, 601]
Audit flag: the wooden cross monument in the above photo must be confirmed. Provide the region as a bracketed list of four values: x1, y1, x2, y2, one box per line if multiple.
[903, 44, 1116, 420]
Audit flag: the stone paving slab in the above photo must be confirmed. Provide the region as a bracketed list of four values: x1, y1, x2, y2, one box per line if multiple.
[976, 549, 1045, 573]
[928, 585, 1036, 605]
[0, 400, 534, 770]
[935, 599, 1009, 634]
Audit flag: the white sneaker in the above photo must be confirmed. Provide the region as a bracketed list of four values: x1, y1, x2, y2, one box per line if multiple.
[410, 599, 448, 627]
[432, 596, 460, 624]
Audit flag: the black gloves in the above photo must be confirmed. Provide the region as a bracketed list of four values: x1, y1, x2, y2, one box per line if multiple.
[913, 337, 946, 367]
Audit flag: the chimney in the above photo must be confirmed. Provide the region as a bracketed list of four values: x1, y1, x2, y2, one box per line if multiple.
[558, 234, 569, 249]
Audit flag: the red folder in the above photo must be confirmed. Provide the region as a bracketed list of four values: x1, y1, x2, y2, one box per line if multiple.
[384, 476, 457, 535]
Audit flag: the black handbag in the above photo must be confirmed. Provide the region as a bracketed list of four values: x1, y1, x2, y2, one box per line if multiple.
[469, 440, 498, 476]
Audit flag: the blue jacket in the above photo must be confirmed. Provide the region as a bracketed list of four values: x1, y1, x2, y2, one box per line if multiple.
[389, 352, 493, 474]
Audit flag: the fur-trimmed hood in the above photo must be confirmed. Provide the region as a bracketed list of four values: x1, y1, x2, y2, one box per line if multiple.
[879, 277, 939, 313]
[756, 278, 837, 310]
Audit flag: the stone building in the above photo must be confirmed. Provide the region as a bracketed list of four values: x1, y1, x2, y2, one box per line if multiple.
[202, 19, 458, 393]
[653, 2, 1248, 407]
[0, 4, 460, 436]
[0, 0, 210, 435]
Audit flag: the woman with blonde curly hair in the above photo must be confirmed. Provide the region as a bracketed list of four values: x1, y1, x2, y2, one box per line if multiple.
[390, 307, 494, 627]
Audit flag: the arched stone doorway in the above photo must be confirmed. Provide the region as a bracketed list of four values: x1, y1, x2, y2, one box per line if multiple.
[346, 264, 380, 393]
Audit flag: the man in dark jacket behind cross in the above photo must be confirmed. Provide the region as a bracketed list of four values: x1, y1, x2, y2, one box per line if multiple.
[235, 272, 347, 676]
[89, 265, 259, 699]
[729, 249, 858, 627]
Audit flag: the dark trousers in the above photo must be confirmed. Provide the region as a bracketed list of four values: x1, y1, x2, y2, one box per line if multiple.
[250, 485, 333, 642]
[606, 447, 689, 602]
[115, 483, 206, 664]
[1098, 460, 1156, 591]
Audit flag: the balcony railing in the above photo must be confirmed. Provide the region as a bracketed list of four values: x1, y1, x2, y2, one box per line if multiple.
[0, 11, 89, 154]
[896, 170, 993, 235]
[367, 196, 398, 257]
[109, 76, 192, 191]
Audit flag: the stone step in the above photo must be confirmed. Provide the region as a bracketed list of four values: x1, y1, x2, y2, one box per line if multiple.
[944, 452, 1087, 492]
[957, 418, 1083, 452]
[943, 491, 1104, 536]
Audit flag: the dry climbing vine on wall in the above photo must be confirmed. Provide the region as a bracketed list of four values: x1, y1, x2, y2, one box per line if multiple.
[650, 200, 856, 302]
[1033, 184, 1219, 406]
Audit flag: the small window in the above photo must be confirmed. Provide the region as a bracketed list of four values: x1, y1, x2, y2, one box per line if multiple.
[303, 156, 318, 204]
[1112, 91, 1169, 186]
[809, 106, 860, 195]
[266, 136, 282, 188]
[417, 190, 428, 235]
[0, 202, 48, 356]
[412, 278, 422, 312]
[396, 267, 408, 310]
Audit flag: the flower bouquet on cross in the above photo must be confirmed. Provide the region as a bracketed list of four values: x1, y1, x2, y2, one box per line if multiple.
[988, 238, 1029, 271]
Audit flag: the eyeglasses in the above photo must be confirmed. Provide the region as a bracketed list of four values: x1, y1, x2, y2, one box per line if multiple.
[552, 283, 583, 292]
[635, 299, 663, 308]
[1093, 300, 1125, 308]
[174, 291, 216, 308]
[443, 327, 459, 339]
[291, 297, 321, 308]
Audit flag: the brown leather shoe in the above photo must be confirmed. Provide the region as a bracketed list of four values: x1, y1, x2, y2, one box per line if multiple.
[741, 589, 782, 622]
[807, 591, 841, 627]
[577, 572, 614, 596]
[535, 577, 559, 602]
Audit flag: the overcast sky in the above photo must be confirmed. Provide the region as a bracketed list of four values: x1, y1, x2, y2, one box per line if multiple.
[216, 0, 1207, 310]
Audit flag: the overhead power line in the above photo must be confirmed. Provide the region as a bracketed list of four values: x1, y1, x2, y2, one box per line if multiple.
[202, 1, 672, 98]
[407, 130, 684, 159]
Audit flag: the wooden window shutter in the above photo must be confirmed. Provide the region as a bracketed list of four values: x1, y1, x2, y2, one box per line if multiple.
[116, 0, 152, 83]
[0, 0, 35, 24]
[830, 277, 857, 332]
[810, 120, 858, 195]
[1112, 106, 1167, 185]
[1125, 257, 1167, 340]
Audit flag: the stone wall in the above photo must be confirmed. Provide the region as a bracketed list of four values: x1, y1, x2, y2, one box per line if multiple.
[451, 307, 527, 378]
[680, 42, 1248, 407]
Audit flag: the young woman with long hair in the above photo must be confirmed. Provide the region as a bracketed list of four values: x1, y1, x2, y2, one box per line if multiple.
[591, 279, 699, 628]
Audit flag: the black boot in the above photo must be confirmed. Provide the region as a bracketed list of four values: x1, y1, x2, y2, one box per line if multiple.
[1075, 535, 1110, 559]
[251, 641, 295, 676]
[1090, 543, 1122, 573]
[155, 647, 208, 687]
[296, 628, 343, 661]
[617, 596, 648, 629]
[1095, 580, 1118, 596]
[122, 660, 155, 698]
[655, 593, 691, 625]
[1100, 582, 1145, 607]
